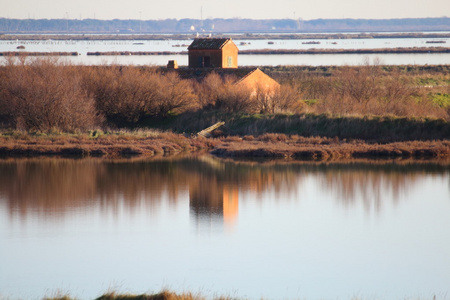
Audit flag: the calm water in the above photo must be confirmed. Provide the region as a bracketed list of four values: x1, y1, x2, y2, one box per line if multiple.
[0, 156, 449, 299]
[1, 37, 449, 66]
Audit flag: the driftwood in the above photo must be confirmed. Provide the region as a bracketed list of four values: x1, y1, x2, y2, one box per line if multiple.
[197, 121, 225, 138]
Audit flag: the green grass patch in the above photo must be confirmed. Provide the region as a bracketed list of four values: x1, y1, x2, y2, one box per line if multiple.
[304, 99, 319, 106]
[416, 77, 440, 86]
[432, 93, 450, 108]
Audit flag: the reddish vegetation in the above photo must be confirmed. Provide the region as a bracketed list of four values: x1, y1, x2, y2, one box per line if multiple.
[1, 58, 449, 132]
[0, 132, 218, 158]
[211, 134, 450, 159]
[1, 133, 448, 160]
[0, 58, 448, 160]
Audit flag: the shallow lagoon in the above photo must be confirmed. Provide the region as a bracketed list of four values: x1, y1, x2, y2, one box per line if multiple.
[1, 36, 449, 66]
[0, 156, 449, 299]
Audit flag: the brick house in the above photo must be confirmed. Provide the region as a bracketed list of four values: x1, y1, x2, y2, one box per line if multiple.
[188, 38, 238, 69]
[184, 38, 279, 92]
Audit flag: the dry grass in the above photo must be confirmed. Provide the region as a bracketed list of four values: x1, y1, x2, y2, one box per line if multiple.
[211, 135, 450, 160]
[0, 130, 448, 160]
[43, 289, 239, 300]
[0, 130, 218, 158]
[95, 290, 204, 300]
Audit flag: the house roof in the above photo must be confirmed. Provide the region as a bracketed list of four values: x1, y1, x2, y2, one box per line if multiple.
[235, 68, 259, 85]
[171, 67, 259, 81]
[187, 38, 232, 50]
[235, 68, 281, 89]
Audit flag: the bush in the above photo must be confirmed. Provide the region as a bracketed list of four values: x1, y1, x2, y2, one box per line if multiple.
[196, 73, 255, 113]
[0, 57, 99, 132]
[83, 67, 197, 126]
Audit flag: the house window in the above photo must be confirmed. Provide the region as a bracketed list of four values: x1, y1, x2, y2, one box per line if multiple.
[227, 56, 233, 67]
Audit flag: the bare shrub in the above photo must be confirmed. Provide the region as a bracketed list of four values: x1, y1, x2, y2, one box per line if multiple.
[0, 57, 98, 132]
[194, 72, 224, 109]
[153, 71, 197, 117]
[84, 67, 197, 126]
[83, 66, 158, 125]
[271, 84, 305, 113]
[253, 83, 279, 114]
[334, 65, 381, 110]
[215, 76, 255, 113]
[298, 76, 333, 100]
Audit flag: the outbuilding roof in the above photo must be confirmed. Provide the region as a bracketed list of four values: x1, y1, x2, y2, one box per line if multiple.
[172, 67, 258, 81]
[187, 38, 231, 50]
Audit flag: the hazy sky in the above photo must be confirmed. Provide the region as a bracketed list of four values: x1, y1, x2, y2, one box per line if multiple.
[1, 0, 449, 20]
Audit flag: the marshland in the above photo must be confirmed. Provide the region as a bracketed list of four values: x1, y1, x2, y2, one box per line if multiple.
[1, 54, 450, 300]
[0, 57, 449, 159]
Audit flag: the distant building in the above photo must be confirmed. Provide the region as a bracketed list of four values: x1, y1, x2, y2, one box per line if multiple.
[175, 67, 280, 96]
[236, 68, 280, 95]
[187, 38, 238, 69]
[166, 38, 280, 107]
[183, 38, 279, 93]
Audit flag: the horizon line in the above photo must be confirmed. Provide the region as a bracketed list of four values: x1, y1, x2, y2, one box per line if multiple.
[0, 16, 449, 21]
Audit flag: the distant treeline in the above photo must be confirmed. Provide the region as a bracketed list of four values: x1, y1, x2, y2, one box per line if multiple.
[0, 17, 449, 34]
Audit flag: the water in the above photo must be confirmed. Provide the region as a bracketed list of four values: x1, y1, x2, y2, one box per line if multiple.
[1, 37, 448, 53]
[1, 156, 449, 299]
[1, 37, 449, 66]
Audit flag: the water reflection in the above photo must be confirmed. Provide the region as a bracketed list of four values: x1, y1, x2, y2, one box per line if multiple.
[314, 161, 450, 212]
[1, 156, 450, 299]
[0, 156, 448, 223]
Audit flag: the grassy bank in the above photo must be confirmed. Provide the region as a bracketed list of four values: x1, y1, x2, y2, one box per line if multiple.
[0, 130, 217, 158]
[153, 111, 450, 142]
[41, 288, 450, 300]
[44, 290, 229, 300]
[210, 134, 450, 159]
[1, 130, 448, 160]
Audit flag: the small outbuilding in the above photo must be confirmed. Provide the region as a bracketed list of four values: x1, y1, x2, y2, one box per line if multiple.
[188, 38, 238, 69]
[236, 68, 280, 95]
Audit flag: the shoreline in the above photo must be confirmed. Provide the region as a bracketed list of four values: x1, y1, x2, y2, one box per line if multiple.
[211, 138, 450, 160]
[1, 32, 450, 41]
[1, 132, 449, 161]
[2, 47, 449, 57]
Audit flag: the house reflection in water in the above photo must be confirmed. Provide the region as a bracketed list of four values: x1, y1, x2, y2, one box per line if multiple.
[189, 178, 239, 227]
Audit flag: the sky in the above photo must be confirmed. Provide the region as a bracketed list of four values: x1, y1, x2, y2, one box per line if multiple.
[0, 0, 449, 20]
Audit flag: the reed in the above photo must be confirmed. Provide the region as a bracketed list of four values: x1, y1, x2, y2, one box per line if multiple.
[42, 289, 238, 300]
[0, 130, 218, 158]
[1, 130, 448, 160]
[211, 136, 450, 159]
